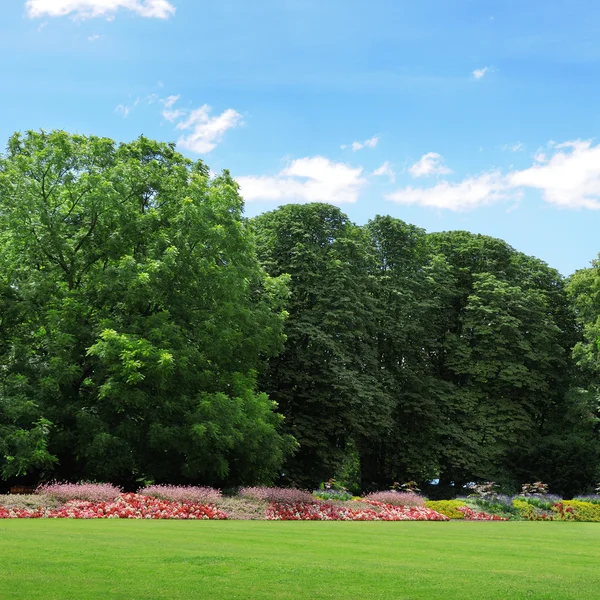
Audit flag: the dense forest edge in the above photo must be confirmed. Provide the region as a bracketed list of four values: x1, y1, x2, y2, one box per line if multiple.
[1, 131, 599, 499]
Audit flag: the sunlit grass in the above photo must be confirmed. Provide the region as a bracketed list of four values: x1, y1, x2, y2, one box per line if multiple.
[1, 521, 600, 599]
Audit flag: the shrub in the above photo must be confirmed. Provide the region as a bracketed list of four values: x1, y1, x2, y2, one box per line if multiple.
[559, 501, 600, 522]
[238, 487, 314, 503]
[139, 485, 221, 503]
[425, 500, 467, 519]
[363, 491, 425, 507]
[36, 482, 121, 503]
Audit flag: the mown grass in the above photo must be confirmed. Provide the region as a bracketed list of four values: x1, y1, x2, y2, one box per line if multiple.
[1, 521, 600, 599]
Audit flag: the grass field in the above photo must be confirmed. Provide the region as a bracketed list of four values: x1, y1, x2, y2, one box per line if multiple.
[1, 521, 600, 599]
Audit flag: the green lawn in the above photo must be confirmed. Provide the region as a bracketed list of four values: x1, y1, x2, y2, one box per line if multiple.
[1, 521, 600, 599]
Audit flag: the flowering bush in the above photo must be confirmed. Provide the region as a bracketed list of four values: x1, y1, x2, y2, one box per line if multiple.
[363, 491, 425, 507]
[266, 501, 448, 521]
[139, 485, 221, 503]
[520, 482, 549, 496]
[467, 482, 499, 498]
[36, 482, 122, 503]
[239, 487, 314, 504]
[0, 493, 227, 520]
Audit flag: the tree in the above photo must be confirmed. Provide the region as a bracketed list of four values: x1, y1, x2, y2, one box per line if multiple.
[0, 130, 294, 487]
[426, 231, 577, 490]
[252, 204, 391, 488]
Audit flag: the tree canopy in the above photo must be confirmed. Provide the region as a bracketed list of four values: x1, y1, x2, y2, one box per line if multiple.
[1, 130, 599, 497]
[0, 130, 294, 487]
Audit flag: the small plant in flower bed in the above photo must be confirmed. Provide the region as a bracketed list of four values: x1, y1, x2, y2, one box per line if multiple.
[36, 482, 122, 503]
[513, 494, 561, 511]
[556, 500, 600, 522]
[425, 500, 467, 519]
[574, 495, 600, 505]
[362, 491, 425, 507]
[512, 499, 553, 521]
[266, 501, 448, 521]
[312, 490, 353, 501]
[465, 496, 519, 520]
[238, 486, 314, 504]
[0, 493, 228, 520]
[456, 506, 506, 521]
[139, 485, 221, 503]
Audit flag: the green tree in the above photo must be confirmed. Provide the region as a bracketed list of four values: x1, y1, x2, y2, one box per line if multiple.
[0, 130, 293, 486]
[252, 204, 391, 488]
[426, 232, 577, 490]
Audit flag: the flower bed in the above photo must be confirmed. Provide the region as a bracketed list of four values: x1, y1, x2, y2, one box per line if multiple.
[266, 501, 449, 521]
[0, 493, 227, 520]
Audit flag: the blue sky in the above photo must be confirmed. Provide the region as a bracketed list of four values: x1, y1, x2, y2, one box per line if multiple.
[3, 1, 600, 275]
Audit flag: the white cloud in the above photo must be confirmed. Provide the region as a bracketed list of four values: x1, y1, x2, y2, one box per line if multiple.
[25, 0, 175, 20]
[237, 156, 366, 204]
[473, 67, 489, 80]
[387, 139, 600, 211]
[502, 142, 524, 152]
[373, 161, 395, 182]
[343, 135, 379, 152]
[387, 171, 514, 211]
[176, 105, 243, 154]
[507, 140, 600, 209]
[88, 33, 101, 41]
[114, 97, 139, 118]
[160, 94, 184, 122]
[409, 152, 453, 177]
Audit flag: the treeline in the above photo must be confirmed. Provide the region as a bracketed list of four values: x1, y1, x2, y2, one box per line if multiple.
[254, 204, 600, 496]
[0, 132, 598, 496]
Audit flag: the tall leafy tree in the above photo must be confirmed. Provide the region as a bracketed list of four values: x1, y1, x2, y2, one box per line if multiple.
[253, 204, 391, 488]
[359, 216, 446, 487]
[0, 130, 293, 487]
[426, 232, 576, 489]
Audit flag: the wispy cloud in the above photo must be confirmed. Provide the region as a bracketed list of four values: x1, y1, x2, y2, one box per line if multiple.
[409, 152, 453, 177]
[373, 161, 395, 182]
[502, 142, 524, 152]
[237, 157, 367, 204]
[160, 94, 184, 122]
[115, 97, 139, 118]
[25, 0, 176, 20]
[472, 67, 489, 80]
[88, 34, 101, 41]
[341, 135, 379, 151]
[175, 104, 243, 154]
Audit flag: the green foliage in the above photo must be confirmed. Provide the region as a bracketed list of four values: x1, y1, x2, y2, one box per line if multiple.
[425, 500, 467, 519]
[252, 204, 390, 488]
[0, 130, 294, 486]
